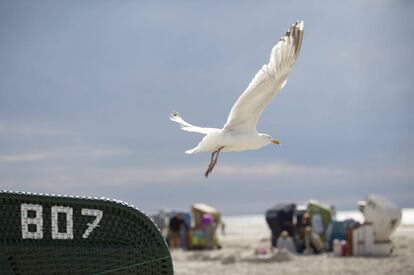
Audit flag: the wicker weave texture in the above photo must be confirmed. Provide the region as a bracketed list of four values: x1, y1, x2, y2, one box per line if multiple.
[0, 191, 173, 275]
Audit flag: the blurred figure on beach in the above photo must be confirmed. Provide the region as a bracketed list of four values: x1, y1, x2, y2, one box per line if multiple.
[152, 209, 168, 238]
[277, 230, 297, 254]
[168, 212, 189, 249]
[220, 221, 226, 236]
[296, 212, 323, 254]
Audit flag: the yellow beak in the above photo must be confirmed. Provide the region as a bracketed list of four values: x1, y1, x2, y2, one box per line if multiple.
[271, 139, 280, 145]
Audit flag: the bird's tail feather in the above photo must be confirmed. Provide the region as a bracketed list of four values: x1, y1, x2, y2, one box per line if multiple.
[185, 147, 199, 154]
[169, 112, 216, 134]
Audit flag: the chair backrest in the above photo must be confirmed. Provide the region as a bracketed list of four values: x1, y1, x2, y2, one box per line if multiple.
[0, 190, 173, 274]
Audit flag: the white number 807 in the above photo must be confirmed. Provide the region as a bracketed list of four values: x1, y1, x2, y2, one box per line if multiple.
[21, 203, 103, 240]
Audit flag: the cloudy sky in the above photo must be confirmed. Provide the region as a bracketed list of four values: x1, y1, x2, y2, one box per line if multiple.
[1, 1, 413, 215]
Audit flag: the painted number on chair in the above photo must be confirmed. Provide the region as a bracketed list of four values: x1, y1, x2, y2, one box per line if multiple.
[81, 208, 103, 239]
[20, 203, 103, 240]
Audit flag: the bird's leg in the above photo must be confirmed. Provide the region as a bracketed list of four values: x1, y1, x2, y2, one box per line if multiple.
[210, 150, 217, 165]
[204, 146, 225, 178]
[205, 152, 216, 178]
[213, 146, 224, 163]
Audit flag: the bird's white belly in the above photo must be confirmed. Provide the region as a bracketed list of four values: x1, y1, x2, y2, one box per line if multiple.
[198, 132, 264, 153]
[222, 136, 264, 152]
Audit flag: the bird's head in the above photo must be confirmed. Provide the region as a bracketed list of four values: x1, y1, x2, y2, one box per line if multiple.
[260, 133, 280, 146]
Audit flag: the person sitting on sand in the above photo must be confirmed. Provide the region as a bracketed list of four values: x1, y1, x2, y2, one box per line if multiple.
[296, 212, 324, 254]
[277, 230, 297, 254]
[304, 226, 324, 254]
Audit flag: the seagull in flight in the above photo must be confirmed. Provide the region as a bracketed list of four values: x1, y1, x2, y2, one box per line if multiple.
[170, 20, 304, 178]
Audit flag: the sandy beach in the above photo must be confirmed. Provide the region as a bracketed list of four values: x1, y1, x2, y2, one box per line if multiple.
[172, 225, 414, 275]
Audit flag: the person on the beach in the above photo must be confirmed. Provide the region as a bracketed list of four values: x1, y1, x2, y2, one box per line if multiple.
[277, 230, 297, 253]
[296, 212, 323, 254]
[168, 213, 185, 249]
[220, 221, 226, 236]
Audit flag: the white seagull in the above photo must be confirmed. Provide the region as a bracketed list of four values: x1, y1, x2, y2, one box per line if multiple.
[170, 20, 304, 178]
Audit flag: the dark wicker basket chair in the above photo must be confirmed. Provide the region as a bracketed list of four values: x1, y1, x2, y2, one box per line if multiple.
[0, 190, 173, 274]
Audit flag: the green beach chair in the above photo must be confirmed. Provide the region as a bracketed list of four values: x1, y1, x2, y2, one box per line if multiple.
[0, 190, 173, 274]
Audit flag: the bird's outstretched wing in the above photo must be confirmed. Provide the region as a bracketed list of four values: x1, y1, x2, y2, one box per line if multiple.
[223, 20, 304, 133]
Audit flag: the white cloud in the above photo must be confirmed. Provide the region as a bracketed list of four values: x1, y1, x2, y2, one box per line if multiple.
[78, 148, 131, 158]
[75, 161, 348, 185]
[0, 122, 74, 137]
[0, 159, 345, 186]
[358, 166, 414, 183]
[0, 146, 130, 163]
[217, 162, 346, 178]
[0, 152, 53, 162]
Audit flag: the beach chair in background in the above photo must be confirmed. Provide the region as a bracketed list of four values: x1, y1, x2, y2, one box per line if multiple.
[352, 195, 402, 256]
[0, 190, 173, 274]
[190, 203, 221, 250]
[306, 200, 332, 247]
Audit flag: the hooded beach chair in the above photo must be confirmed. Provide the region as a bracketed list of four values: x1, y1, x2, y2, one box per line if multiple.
[0, 190, 173, 274]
